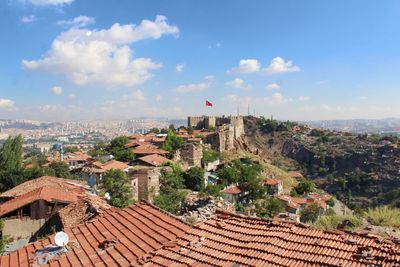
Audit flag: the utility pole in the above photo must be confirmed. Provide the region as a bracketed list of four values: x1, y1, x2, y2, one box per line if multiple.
[247, 103, 250, 116]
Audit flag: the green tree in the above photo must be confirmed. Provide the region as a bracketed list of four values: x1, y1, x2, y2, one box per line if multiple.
[149, 128, 160, 134]
[204, 184, 223, 197]
[184, 167, 205, 191]
[89, 142, 108, 158]
[153, 190, 187, 214]
[255, 197, 285, 218]
[46, 162, 75, 179]
[108, 136, 135, 162]
[292, 178, 315, 195]
[300, 203, 320, 223]
[217, 159, 264, 201]
[0, 135, 25, 191]
[161, 130, 185, 155]
[202, 148, 221, 164]
[100, 169, 133, 208]
[160, 162, 184, 191]
[154, 162, 186, 214]
[64, 146, 79, 153]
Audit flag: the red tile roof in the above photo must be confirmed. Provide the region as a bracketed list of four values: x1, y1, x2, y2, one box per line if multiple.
[0, 176, 86, 198]
[144, 210, 400, 267]
[0, 186, 79, 217]
[0, 201, 191, 267]
[264, 178, 281, 186]
[133, 144, 169, 156]
[221, 185, 242, 195]
[100, 160, 130, 171]
[137, 154, 170, 167]
[288, 171, 303, 178]
[64, 151, 92, 162]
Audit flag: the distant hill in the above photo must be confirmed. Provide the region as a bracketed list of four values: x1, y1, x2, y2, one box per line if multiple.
[240, 116, 400, 209]
[302, 118, 400, 134]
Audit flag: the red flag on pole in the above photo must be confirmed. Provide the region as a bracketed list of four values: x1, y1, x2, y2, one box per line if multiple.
[205, 100, 213, 107]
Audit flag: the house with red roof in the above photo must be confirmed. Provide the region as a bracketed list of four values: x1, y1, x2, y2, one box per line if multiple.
[221, 185, 245, 203]
[264, 177, 283, 195]
[0, 176, 110, 251]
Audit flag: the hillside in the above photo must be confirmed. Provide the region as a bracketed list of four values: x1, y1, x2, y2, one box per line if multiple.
[240, 116, 400, 209]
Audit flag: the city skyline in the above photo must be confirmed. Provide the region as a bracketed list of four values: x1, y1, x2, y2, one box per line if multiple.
[1, 0, 400, 121]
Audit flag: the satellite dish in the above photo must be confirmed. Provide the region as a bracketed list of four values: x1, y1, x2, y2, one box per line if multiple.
[55, 231, 69, 247]
[104, 192, 111, 200]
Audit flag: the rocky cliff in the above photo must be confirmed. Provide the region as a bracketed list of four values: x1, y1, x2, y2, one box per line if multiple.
[240, 116, 400, 208]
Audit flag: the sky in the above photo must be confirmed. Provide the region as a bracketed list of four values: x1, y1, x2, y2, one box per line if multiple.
[1, 0, 400, 121]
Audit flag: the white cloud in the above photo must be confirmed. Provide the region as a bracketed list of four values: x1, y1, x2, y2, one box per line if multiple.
[69, 93, 76, 99]
[20, 15, 36, 23]
[0, 99, 15, 108]
[265, 93, 286, 104]
[175, 64, 184, 73]
[175, 82, 209, 93]
[24, 0, 74, 6]
[262, 57, 300, 75]
[298, 96, 310, 101]
[40, 105, 57, 111]
[229, 59, 260, 74]
[155, 95, 162, 102]
[359, 96, 368, 101]
[266, 83, 280, 91]
[22, 15, 179, 87]
[204, 75, 215, 81]
[225, 78, 251, 90]
[51, 86, 63, 95]
[57, 16, 95, 28]
[229, 57, 300, 75]
[131, 90, 145, 101]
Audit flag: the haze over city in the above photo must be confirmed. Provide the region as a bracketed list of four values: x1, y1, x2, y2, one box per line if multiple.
[1, 0, 400, 121]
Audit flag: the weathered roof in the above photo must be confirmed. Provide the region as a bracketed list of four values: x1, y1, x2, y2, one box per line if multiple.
[0, 186, 79, 217]
[288, 171, 303, 178]
[137, 154, 170, 167]
[264, 178, 281, 186]
[57, 194, 112, 228]
[133, 144, 169, 155]
[144, 210, 400, 267]
[0, 201, 191, 267]
[100, 160, 130, 171]
[64, 151, 92, 162]
[0, 176, 86, 198]
[221, 185, 242, 195]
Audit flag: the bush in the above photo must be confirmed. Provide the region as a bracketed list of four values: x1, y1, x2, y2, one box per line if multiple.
[202, 148, 220, 164]
[204, 184, 223, 197]
[100, 169, 133, 208]
[293, 178, 315, 195]
[154, 190, 187, 215]
[365, 206, 400, 228]
[300, 203, 320, 223]
[313, 214, 362, 230]
[255, 197, 285, 218]
[184, 167, 205, 191]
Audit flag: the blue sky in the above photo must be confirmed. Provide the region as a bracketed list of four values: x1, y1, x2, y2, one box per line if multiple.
[1, 0, 400, 121]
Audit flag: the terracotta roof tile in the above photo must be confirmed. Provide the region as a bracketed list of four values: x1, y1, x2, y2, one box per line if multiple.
[0, 176, 86, 198]
[264, 178, 281, 186]
[1, 201, 191, 267]
[0, 186, 79, 217]
[221, 185, 242, 194]
[100, 160, 130, 171]
[133, 145, 169, 156]
[137, 154, 170, 167]
[4, 202, 400, 266]
[145, 210, 400, 267]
